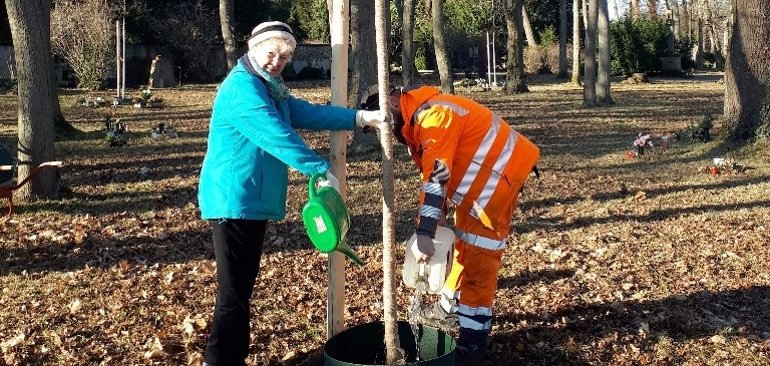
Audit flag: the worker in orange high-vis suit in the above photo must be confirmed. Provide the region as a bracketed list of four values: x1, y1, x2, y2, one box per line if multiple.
[361, 84, 540, 356]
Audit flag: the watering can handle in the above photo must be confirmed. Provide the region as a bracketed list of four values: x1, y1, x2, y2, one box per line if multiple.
[308, 172, 325, 198]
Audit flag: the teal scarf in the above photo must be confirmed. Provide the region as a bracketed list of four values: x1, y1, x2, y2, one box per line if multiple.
[241, 54, 291, 101]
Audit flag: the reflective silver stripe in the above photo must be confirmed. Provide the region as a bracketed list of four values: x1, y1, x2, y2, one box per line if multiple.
[451, 118, 499, 204]
[457, 304, 493, 316]
[458, 230, 507, 250]
[414, 101, 470, 126]
[459, 317, 492, 331]
[423, 181, 444, 196]
[419, 205, 441, 219]
[475, 120, 517, 209]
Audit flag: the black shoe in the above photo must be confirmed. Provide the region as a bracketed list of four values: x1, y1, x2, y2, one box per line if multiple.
[413, 301, 459, 333]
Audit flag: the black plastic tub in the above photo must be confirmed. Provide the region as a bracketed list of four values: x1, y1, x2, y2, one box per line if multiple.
[324, 321, 455, 366]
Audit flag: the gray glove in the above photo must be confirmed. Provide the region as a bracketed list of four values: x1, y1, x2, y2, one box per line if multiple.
[410, 234, 435, 262]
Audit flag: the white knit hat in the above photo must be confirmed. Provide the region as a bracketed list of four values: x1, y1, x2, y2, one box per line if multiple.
[247, 21, 297, 50]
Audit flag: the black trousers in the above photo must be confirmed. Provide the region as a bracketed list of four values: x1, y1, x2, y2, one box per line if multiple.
[203, 219, 267, 366]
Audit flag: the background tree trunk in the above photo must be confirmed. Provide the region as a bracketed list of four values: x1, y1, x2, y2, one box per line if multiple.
[631, 0, 641, 19]
[522, 7, 538, 47]
[723, 0, 770, 141]
[596, 0, 613, 104]
[5, 0, 59, 201]
[349, 0, 379, 153]
[558, 0, 568, 77]
[571, 0, 582, 85]
[219, 0, 237, 69]
[431, 0, 454, 93]
[582, 0, 589, 31]
[402, 0, 418, 86]
[696, 15, 704, 68]
[681, 0, 690, 37]
[648, 0, 659, 16]
[505, 0, 529, 93]
[583, 0, 598, 106]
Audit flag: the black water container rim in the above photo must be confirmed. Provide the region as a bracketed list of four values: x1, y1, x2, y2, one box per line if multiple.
[324, 320, 455, 366]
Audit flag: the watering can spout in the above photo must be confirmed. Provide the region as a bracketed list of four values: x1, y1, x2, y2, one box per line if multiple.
[337, 239, 363, 266]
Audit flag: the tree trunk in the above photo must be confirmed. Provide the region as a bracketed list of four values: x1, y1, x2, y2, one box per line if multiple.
[597, 0, 613, 104]
[505, 0, 529, 93]
[582, 0, 589, 31]
[522, 6, 537, 47]
[583, 0, 598, 107]
[648, 0, 658, 16]
[723, 0, 770, 141]
[631, 0, 641, 19]
[681, 0, 690, 38]
[6, 0, 59, 201]
[431, 0, 454, 93]
[402, 0, 418, 86]
[374, 0, 402, 362]
[695, 15, 704, 68]
[219, 0, 237, 69]
[558, 0, 568, 77]
[350, 0, 380, 153]
[571, 0, 582, 85]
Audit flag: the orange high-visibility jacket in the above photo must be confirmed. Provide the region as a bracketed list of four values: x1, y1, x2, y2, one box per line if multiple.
[397, 85, 540, 239]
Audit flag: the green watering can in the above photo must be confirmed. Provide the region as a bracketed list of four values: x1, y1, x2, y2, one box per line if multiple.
[302, 173, 363, 266]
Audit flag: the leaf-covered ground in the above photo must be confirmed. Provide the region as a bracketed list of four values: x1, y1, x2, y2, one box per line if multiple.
[1, 74, 769, 366]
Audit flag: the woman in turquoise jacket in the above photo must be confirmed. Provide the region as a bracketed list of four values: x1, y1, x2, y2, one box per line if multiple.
[198, 21, 383, 366]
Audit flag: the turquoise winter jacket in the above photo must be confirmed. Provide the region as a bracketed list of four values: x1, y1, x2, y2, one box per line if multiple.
[198, 60, 356, 220]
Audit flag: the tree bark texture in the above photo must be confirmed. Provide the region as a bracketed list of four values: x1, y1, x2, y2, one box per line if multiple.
[681, 0, 690, 37]
[5, 0, 59, 201]
[696, 16, 704, 68]
[596, 0, 613, 104]
[402, 0, 418, 86]
[522, 7, 537, 47]
[631, 0, 641, 19]
[648, 0, 659, 16]
[374, 0, 402, 361]
[583, 0, 598, 107]
[219, 0, 237, 69]
[558, 0, 568, 77]
[505, 0, 529, 93]
[723, 0, 770, 141]
[571, 0, 582, 85]
[431, 0, 454, 94]
[609, 0, 619, 19]
[349, 0, 380, 153]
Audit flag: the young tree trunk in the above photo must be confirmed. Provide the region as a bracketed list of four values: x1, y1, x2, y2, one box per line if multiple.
[431, 0, 454, 93]
[571, 0, 582, 85]
[402, 0, 419, 85]
[505, 0, 529, 93]
[522, 6, 538, 47]
[219, 0, 237, 69]
[350, 0, 379, 153]
[583, 0, 598, 107]
[723, 0, 770, 141]
[582, 0, 589, 31]
[5, 0, 59, 201]
[374, 0, 403, 362]
[597, 0, 613, 104]
[558, 0, 568, 77]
